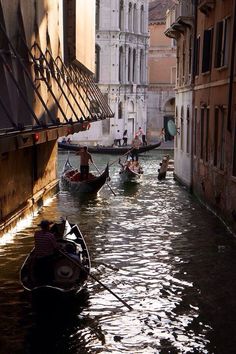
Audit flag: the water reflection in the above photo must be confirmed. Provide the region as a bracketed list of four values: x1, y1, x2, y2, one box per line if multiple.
[0, 150, 236, 353]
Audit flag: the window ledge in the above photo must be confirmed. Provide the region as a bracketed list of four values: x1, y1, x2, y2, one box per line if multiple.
[215, 65, 228, 72]
[202, 70, 211, 76]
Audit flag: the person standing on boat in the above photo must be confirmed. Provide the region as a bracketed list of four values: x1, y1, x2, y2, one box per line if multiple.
[136, 127, 147, 146]
[114, 130, 122, 146]
[122, 129, 128, 146]
[76, 146, 94, 180]
[34, 220, 59, 283]
[131, 135, 142, 161]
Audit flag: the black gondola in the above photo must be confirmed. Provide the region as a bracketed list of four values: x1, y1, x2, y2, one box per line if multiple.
[60, 158, 109, 195]
[20, 220, 91, 294]
[119, 162, 143, 182]
[58, 141, 162, 155]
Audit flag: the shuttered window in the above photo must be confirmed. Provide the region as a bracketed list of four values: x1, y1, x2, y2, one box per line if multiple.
[202, 28, 213, 73]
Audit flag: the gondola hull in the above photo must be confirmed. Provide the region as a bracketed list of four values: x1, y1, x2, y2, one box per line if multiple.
[119, 166, 143, 183]
[20, 221, 91, 294]
[60, 163, 109, 195]
[58, 142, 161, 155]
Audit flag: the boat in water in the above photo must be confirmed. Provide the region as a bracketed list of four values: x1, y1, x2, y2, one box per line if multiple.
[20, 220, 91, 294]
[58, 141, 161, 155]
[119, 160, 143, 183]
[60, 158, 109, 195]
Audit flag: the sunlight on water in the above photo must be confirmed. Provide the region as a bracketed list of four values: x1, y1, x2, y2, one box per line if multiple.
[0, 150, 235, 354]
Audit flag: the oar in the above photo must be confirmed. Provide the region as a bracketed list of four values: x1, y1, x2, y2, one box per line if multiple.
[108, 147, 134, 167]
[92, 162, 116, 196]
[59, 249, 133, 311]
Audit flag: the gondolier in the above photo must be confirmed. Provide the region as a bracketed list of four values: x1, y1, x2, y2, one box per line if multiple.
[76, 146, 94, 181]
[131, 135, 142, 161]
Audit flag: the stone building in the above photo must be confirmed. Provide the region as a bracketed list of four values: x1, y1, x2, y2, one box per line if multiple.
[0, 0, 111, 234]
[147, 0, 176, 143]
[76, 0, 149, 146]
[165, 0, 236, 233]
[165, 1, 195, 187]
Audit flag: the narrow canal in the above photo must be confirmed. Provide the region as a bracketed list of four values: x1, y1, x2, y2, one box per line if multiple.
[0, 150, 236, 354]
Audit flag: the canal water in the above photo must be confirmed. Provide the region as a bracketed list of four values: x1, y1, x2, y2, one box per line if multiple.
[0, 150, 236, 354]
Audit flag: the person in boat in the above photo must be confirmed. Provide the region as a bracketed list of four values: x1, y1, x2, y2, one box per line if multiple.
[61, 137, 66, 144]
[76, 146, 94, 181]
[34, 220, 59, 283]
[136, 127, 147, 146]
[114, 130, 122, 147]
[122, 130, 128, 146]
[131, 135, 142, 161]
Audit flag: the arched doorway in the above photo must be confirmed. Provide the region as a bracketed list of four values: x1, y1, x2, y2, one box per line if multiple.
[163, 97, 175, 141]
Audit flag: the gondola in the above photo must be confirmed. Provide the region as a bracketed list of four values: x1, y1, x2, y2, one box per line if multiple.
[119, 161, 143, 183]
[60, 158, 109, 195]
[58, 141, 161, 155]
[20, 220, 91, 294]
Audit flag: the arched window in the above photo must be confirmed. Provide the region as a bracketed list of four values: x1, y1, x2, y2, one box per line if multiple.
[96, 0, 100, 30]
[140, 49, 144, 83]
[128, 3, 132, 32]
[95, 44, 100, 82]
[133, 49, 136, 82]
[140, 5, 144, 33]
[118, 102, 123, 119]
[128, 47, 131, 82]
[180, 106, 184, 151]
[133, 4, 138, 33]
[186, 106, 190, 153]
[119, 46, 124, 82]
[119, 0, 124, 31]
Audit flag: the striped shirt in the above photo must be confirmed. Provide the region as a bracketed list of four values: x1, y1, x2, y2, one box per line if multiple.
[34, 230, 58, 258]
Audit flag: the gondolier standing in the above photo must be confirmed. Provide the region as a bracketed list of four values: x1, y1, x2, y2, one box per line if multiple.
[136, 127, 147, 146]
[131, 135, 142, 161]
[76, 146, 94, 180]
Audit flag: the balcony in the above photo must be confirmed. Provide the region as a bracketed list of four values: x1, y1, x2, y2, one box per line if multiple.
[165, 1, 194, 39]
[198, 0, 215, 16]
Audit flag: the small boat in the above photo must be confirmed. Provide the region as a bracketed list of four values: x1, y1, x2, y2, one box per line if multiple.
[20, 220, 91, 294]
[119, 161, 143, 183]
[58, 141, 161, 155]
[60, 158, 109, 195]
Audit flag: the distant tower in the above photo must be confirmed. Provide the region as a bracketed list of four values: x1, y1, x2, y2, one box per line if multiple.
[77, 0, 149, 146]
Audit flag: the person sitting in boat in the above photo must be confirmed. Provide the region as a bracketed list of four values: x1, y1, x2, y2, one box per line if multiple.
[76, 146, 94, 181]
[34, 220, 59, 283]
[131, 135, 142, 161]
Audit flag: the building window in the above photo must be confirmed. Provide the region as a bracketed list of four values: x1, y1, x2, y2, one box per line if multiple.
[133, 4, 138, 33]
[219, 108, 226, 170]
[133, 49, 136, 82]
[140, 5, 144, 33]
[200, 108, 205, 159]
[96, 0, 100, 30]
[186, 106, 190, 153]
[128, 3, 132, 32]
[175, 106, 178, 148]
[119, 46, 124, 82]
[119, 0, 124, 31]
[202, 28, 213, 73]
[213, 108, 219, 166]
[233, 116, 236, 176]
[95, 45, 100, 82]
[205, 108, 210, 162]
[182, 39, 186, 82]
[180, 106, 184, 151]
[194, 108, 197, 156]
[194, 36, 200, 76]
[215, 18, 230, 68]
[128, 47, 131, 82]
[214, 107, 226, 169]
[189, 35, 192, 77]
[118, 102, 123, 119]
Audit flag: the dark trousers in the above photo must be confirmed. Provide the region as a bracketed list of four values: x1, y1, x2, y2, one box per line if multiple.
[131, 149, 139, 161]
[142, 135, 147, 146]
[80, 165, 89, 180]
[123, 138, 127, 146]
